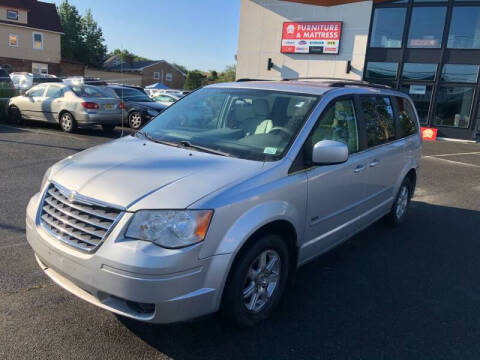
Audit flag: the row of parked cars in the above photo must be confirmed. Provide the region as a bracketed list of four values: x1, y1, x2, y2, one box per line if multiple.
[1, 71, 186, 133]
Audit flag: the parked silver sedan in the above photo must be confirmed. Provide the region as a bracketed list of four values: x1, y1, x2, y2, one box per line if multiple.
[8, 83, 125, 132]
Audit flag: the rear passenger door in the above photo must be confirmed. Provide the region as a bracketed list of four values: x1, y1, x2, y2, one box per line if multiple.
[358, 95, 406, 213]
[300, 97, 373, 263]
[42, 85, 64, 122]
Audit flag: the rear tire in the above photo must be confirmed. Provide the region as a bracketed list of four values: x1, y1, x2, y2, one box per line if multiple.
[128, 111, 143, 130]
[102, 124, 115, 132]
[7, 106, 22, 125]
[386, 177, 412, 226]
[59, 112, 77, 133]
[221, 234, 290, 327]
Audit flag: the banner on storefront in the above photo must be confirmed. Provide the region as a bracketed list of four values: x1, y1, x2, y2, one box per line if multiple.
[281, 21, 342, 55]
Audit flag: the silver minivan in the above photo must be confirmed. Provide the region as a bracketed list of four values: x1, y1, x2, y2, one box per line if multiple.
[26, 80, 422, 326]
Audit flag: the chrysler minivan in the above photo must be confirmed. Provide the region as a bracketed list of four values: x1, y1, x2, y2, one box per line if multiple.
[26, 80, 421, 326]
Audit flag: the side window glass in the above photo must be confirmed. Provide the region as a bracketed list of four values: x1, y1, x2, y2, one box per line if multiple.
[45, 86, 62, 98]
[309, 98, 359, 154]
[360, 96, 396, 147]
[395, 97, 418, 138]
[28, 86, 46, 97]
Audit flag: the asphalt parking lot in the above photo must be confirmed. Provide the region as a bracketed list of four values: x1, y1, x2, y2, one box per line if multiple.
[1, 122, 480, 360]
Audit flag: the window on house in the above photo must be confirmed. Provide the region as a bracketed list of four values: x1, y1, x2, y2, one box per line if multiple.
[7, 10, 18, 20]
[33, 32, 43, 50]
[32, 62, 48, 75]
[165, 73, 173, 82]
[153, 72, 160, 80]
[9, 34, 18, 47]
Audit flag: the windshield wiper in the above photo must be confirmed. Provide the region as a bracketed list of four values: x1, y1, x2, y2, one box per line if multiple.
[136, 131, 180, 148]
[177, 140, 235, 158]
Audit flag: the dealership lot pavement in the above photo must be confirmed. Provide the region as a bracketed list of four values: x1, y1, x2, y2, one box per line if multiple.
[1, 122, 480, 360]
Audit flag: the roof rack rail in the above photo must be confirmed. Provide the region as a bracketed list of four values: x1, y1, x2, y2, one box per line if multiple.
[282, 77, 392, 89]
[236, 78, 271, 82]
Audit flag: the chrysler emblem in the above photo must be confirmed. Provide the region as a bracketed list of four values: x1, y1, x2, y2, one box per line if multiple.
[68, 192, 76, 202]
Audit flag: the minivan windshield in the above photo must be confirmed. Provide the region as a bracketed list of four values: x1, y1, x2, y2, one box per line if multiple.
[139, 87, 319, 161]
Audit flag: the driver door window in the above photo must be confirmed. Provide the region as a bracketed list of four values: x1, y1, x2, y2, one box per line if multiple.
[309, 98, 359, 154]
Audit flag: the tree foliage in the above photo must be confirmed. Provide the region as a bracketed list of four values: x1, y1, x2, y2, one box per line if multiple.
[109, 49, 151, 63]
[57, 1, 107, 67]
[184, 70, 207, 90]
[217, 65, 236, 83]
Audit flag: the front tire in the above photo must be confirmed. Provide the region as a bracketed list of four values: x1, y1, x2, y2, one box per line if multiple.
[59, 112, 77, 133]
[386, 177, 412, 226]
[128, 111, 143, 130]
[221, 234, 290, 327]
[7, 106, 22, 125]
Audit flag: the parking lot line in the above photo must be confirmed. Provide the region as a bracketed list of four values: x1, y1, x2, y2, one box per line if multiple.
[426, 151, 480, 158]
[423, 155, 480, 168]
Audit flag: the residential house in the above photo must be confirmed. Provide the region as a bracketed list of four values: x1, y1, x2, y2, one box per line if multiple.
[0, 0, 83, 76]
[105, 57, 186, 89]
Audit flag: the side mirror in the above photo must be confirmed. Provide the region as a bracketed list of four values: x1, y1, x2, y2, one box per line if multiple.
[312, 140, 349, 165]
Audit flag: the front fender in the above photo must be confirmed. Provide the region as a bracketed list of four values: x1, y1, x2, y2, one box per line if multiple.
[202, 200, 304, 259]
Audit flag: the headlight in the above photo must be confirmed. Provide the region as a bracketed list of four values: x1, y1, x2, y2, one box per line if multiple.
[40, 166, 53, 191]
[147, 109, 159, 117]
[125, 210, 213, 249]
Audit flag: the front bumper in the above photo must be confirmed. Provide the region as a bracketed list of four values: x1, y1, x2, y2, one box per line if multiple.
[26, 192, 231, 323]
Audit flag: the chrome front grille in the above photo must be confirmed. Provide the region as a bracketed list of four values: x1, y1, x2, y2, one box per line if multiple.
[39, 183, 122, 252]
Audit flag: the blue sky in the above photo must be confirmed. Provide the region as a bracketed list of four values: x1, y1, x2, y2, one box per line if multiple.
[47, 0, 240, 72]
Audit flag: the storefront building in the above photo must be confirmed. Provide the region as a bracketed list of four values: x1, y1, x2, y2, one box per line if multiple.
[237, 0, 480, 140]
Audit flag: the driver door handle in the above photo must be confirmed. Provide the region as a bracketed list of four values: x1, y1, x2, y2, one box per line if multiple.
[369, 159, 380, 167]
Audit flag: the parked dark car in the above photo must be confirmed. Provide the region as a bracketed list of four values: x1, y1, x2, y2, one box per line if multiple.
[106, 85, 167, 130]
[0, 67, 16, 120]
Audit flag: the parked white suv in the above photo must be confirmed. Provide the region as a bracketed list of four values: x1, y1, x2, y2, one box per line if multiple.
[26, 80, 421, 326]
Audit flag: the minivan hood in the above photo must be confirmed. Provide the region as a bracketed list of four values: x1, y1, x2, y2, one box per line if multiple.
[50, 135, 265, 210]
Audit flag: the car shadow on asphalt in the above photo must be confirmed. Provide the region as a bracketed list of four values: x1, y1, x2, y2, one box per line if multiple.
[117, 201, 480, 359]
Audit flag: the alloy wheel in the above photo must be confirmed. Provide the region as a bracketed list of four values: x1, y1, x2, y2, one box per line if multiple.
[129, 112, 143, 129]
[60, 113, 73, 132]
[242, 249, 281, 313]
[395, 185, 409, 219]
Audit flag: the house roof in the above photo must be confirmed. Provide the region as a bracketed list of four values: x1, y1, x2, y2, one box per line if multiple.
[107, 60, 187, 77]
[107, 60, 162, 71]
[0, 0, 63, 33]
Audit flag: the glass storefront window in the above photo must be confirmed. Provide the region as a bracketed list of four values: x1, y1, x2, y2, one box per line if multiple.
[365, 62, 399, 84]
[447, 7, 480, 49]
[401, 63, 437, 81]
[407, 7, 447, 48]
[441, 64, 479, 83]
[434, 87, 474, 128]
[400, 84, 433, 124]
[370, 8, 407, 48]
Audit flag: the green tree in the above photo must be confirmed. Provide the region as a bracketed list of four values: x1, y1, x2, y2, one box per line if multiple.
[207, 70, 219, 82]
[81, 9, 107, 67]
[110, 49, 151, 63]
[184, 70, 207, 90]
[57, 1, 107, 66]
[57, 0, 84, 61]
[217, 65, 236, 83]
